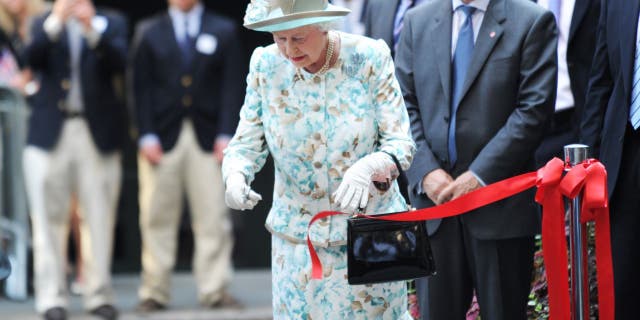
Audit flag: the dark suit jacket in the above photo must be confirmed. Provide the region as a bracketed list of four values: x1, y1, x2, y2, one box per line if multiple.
[130, 10, 244, 152]
[564, 0, 600, 131]
[363, 0, 399, 54]
[580, 0, 640, 197]
[395, 0, 557, 239]
[23, 9, 128, 153]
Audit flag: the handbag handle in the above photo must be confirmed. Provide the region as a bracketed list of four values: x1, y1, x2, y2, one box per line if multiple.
[372, 151, 403, 191]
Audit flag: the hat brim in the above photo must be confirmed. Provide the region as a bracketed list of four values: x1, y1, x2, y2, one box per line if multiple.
[244, 5, 350, 32]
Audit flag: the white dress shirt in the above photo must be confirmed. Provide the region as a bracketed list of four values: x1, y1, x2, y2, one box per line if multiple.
[168, 3, 204, 42]
[538, 0, 575, 112]
[451, 0, 490, 58]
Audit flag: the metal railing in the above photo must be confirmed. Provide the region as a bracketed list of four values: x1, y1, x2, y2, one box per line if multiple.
[0, 86, 30, 300]
[564, 144, 590, 320]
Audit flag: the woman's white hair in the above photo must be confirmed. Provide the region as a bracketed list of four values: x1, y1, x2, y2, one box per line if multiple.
[310, 20, 340, 32]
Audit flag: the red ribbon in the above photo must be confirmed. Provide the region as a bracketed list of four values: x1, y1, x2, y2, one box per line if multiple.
[307, 158, 614, 320]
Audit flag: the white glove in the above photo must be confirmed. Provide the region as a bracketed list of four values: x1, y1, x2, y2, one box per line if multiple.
[225, 173, 262, 211]
[333, 152, 396, 213]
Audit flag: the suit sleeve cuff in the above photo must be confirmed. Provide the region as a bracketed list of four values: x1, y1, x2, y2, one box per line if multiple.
[470, 170, 487, 187]
[215, 134, 233, 142]
[139, 134, 160, 149]
[416, 172, 427, 195]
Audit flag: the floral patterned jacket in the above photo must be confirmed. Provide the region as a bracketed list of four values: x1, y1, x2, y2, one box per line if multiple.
[222, 32, 415, 247]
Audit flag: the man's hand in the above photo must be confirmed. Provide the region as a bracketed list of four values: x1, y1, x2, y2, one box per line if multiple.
[52, 0, 76, 22]
[438, 171, 481, 204]
[213, 137, 230, 163]
[72, 0, 96, 31]
[140, 142, 163, 165]
[422, 169, 454, 205]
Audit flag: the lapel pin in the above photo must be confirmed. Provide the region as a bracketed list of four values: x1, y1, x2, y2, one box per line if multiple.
[490, 31, 496, 38]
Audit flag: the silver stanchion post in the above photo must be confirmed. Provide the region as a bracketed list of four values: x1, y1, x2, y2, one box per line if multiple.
[564, 144, 589, 320]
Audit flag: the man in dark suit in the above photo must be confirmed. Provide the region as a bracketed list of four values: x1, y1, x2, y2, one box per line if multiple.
[363, 0, 398, 52]
[395, 0, 557, 319]
[22, 0, 127, 319]
[580, 1, 640, 318]
[129, 0, 244, 312]
[363, 0, 428, 58]
[535, 0, 600, 166]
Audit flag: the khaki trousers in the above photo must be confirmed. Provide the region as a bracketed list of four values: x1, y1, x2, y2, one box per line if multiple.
[23, 119, 121, 313]
[137, 120, 232, 305]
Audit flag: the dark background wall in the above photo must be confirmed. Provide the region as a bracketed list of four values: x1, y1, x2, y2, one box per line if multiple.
[92, 1, 275, 272]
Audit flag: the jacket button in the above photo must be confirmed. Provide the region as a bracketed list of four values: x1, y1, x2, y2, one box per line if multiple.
[313, 132, 321, 140]
[181, 75, 193, 87]
[313, 161, 323, 168]
[182, 95, 192, 107]
[313, 76, 321, 84]
[444, 116, 449, 122]
[60, 79, 70, 90]
[312, 104, 321, 112]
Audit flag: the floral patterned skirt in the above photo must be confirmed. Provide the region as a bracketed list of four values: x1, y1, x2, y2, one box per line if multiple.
[271, 235, 412, 319]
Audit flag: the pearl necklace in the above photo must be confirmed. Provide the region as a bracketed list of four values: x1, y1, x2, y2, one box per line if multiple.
[296, 32, 335, 79]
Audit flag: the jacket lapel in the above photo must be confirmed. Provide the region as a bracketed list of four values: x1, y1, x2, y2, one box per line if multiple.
[568, 0, 589, 44]
[620, 0, 640, 100]
[191, 11, 208, 71]
[162, 14, 183, 63]
[429, 0, 453, 109]
[458, 0, 505, 105]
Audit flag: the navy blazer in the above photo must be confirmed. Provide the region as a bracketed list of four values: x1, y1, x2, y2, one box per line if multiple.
[565, 0, 600, 133]
[129, 10, 244, 152]
[23, 9, 128, 153]
[580, 0, 640, 198]
[533, 0, 600, 133]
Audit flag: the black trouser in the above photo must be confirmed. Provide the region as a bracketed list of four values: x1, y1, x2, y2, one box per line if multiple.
[418, 216, 534, 320]
[610, 124, 640, 320]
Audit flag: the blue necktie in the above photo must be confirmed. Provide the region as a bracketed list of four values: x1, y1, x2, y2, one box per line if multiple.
[393, 0, 414, 53]
[180, 19, 195, 65]
[630, 37, 640, 129]
[448, 5, 476, 167]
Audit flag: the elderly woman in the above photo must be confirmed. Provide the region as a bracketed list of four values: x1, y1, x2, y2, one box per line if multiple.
[223, 0, 416, 318]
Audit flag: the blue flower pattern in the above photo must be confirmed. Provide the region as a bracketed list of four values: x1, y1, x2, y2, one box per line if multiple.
[223, 32, 415, 319]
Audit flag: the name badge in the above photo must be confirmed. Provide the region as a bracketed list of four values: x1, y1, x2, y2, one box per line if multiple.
[91, 15, 109, 34]
[196, 34, 217, 55]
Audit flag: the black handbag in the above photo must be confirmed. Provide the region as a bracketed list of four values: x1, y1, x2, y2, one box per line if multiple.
[347, 211, 436, 284]
[346, 152, 436, 284]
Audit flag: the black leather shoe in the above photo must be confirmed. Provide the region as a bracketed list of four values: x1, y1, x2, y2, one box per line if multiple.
[135, 298, 166, 313]
[89, 304, 118, 320]
[43, 307, 67, 320]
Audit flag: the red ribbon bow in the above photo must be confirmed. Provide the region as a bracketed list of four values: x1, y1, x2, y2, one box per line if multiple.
[534, 159, 613, 320]
[307, 158, 614, 320]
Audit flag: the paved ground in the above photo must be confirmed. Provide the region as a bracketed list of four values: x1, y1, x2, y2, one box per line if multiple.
[0, 269, 272, 320]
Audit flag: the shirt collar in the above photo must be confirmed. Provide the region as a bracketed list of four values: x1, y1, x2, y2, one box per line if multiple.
[451, 0, 490, 13]
[168, 2, 204, 22]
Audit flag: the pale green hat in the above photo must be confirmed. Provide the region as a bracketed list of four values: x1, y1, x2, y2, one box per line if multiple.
[244, 0, 351, 32]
